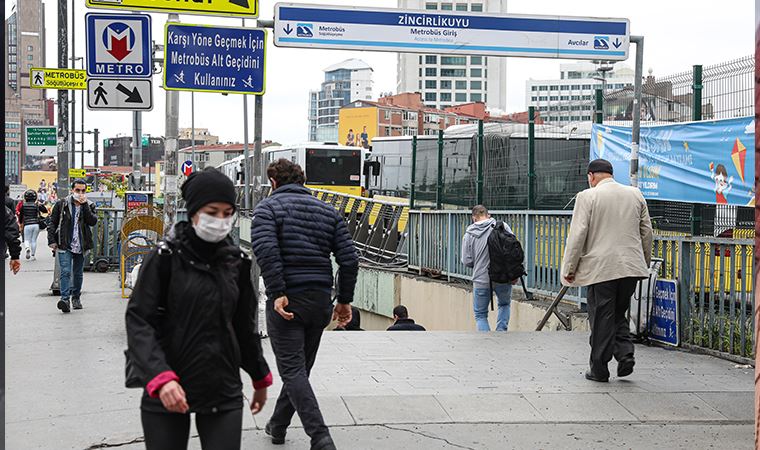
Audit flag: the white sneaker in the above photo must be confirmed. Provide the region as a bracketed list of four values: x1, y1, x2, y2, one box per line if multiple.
[31, 255, 36, 261]
[25, 248, 31, 260]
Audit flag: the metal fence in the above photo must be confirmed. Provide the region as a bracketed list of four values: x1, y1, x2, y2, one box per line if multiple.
[407, 209, 755, 359]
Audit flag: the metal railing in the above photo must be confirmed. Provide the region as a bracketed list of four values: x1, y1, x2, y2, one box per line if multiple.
[408, 209, 755, 359]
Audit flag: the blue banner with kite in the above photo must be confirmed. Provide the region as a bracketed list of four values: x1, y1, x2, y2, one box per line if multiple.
[590, 117, 754, 206]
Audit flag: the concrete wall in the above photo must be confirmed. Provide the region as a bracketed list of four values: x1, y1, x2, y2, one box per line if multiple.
[350, 267, 585, 332]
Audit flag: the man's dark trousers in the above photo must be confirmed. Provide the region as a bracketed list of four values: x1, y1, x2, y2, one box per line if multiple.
[267, 290, 334, 446]
[587, 277, 638, 378]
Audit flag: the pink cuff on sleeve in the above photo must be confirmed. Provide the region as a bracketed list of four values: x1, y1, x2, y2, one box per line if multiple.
[146, 370, 180, 398]
[253, 372, 273, 390]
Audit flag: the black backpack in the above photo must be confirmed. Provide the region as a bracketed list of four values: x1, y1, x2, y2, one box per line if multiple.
[487, 221, 526, 283]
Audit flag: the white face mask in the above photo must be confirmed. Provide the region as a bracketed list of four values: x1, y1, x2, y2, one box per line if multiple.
[192, 213, 234, 243]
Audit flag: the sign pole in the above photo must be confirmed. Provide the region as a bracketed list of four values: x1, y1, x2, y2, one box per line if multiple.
[71, 0, 76, 170]
[630, 35, 644, 188]
[163, 14, 181, 233]
[132, 111, 142, 189]
[57, 0, 69, 198]
[191, 92, 196, 169]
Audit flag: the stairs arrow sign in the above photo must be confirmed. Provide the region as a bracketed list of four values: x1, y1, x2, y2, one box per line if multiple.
[116, 83, 143, 103]
[613, 38, 622, 49]
[284, 24, 293, 35]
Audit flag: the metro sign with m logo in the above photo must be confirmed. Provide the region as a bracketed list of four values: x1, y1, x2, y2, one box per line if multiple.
[86, 13, 152, 78]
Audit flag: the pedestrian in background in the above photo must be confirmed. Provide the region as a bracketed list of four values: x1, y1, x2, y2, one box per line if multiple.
[461, 205, 515, 332]
[5, 206, 21, 274]
[386, 305, 426, 331]
[48, 179, 98, 313]
[561, 159, 653, 382]
[252, 158, 358, 450]
[126, 168, 272, 450]
[18, 190, 47, 261]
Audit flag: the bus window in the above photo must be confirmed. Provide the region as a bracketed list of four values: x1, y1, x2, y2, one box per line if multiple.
[305, 148, 361, 186]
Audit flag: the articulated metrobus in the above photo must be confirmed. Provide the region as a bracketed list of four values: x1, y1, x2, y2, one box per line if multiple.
[218, 143, 372, 196]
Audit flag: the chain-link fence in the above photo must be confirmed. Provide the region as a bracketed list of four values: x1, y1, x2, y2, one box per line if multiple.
[390, 55, 754, 237]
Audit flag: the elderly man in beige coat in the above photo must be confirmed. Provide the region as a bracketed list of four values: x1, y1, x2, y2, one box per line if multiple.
[561, 159, 653, 382]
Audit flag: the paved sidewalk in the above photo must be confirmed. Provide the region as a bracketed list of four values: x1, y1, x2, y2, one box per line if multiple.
[5, 235, 754, 449]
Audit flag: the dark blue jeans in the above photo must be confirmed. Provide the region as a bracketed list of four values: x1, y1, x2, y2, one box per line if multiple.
[58, 250, 85, 300]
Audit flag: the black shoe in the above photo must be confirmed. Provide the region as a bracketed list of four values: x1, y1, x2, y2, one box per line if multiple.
[585, 370, 608, 383]
[57, 299, 71, 314]
[311, 436, 337, 450]
[617, 357, 635, 378]
[265, 422, 285, 445]
[72, 298, 83, 310]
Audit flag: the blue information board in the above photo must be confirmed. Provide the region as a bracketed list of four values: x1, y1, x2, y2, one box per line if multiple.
[650, 279, 679, 346]
[164, 24, 267, 95]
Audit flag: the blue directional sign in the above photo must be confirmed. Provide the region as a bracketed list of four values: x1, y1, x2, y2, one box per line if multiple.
[650, 279, 679, 346]
[86, 13, 152, 78]
[274, 3, 629, 60]
[164, 24, 267, 95]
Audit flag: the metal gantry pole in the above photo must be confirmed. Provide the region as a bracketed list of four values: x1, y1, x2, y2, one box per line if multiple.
[70, 0, 76, 170]
[528, 106, 536, 210]
[630, 35, 644, 188]
[163, 14, 181, 231]
[132, 112, 142, 189]
[191, 92, 196, 169]
[56, 0, 69, 198]
[242, 17, 251, 211]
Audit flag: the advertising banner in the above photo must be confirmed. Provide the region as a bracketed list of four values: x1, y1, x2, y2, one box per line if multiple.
[338, 107, 378, 148]
[591, 117, 755, 206]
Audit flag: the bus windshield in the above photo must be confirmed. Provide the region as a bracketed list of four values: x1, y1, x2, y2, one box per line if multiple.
[305, 148, 361, 186]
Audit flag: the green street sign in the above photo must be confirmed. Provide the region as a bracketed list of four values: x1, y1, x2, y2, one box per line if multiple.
[26, 126, 57, 156]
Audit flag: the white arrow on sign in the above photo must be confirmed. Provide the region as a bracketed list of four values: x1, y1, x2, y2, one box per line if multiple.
[87, 78, 153, 111]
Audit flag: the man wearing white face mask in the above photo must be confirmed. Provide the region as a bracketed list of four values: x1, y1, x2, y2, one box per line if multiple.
[48, 179, 98, 313]
[126, 168, 272, 450]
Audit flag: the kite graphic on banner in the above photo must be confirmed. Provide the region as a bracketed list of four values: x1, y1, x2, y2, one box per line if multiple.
[591, 117, 755, 207]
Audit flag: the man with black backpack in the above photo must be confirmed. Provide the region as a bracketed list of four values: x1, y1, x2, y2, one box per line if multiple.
[461, 205, 523, 332]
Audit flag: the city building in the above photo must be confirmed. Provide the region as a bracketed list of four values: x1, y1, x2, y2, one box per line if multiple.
[102, 136, 165, 167]
[178, 127, 220, 148]
[525, 62, 635, 126]
[308, 59, 374, 142]
[4, 0, 49, 183]
[177, 141, 277, 174]
[396, 0, 508, 111]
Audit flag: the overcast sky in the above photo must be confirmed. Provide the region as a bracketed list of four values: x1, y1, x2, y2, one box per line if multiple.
[9, 0, 754, 165]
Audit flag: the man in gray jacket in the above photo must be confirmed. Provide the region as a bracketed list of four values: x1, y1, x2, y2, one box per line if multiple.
[461, 205, 514, 331]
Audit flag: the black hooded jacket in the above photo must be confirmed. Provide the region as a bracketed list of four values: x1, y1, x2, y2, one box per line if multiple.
[126, 222, 271, 413]
[4, 206, 21, 259]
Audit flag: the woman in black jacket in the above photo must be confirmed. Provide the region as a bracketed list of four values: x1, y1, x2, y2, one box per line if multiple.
[18, 189, 48, 260]
[126, 168, 271, 450]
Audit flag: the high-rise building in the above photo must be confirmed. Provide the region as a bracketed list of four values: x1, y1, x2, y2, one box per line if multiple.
[396, 0, 508, 112]
[4, 0, 49, 183]
[308, 59, 374, 142]
[525, 62, 635, 126]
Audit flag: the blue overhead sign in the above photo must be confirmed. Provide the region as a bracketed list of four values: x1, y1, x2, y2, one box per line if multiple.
[86, 13, 152, 78]
[164, 24, 267, 95]
[650, 279, 679, 347]
[274, 3, 629, 60]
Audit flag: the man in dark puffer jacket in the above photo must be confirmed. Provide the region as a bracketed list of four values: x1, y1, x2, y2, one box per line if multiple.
[251, 158, 358, 450]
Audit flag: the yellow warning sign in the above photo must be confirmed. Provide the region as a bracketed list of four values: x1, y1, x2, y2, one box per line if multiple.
[30, 68, 86, 90]
[69, 169, 87, 179]
[86, 0, 258, 17]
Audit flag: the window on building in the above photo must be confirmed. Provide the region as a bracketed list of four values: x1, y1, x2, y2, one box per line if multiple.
[470, 80, 482, 90]
[560, 85, 570, 91]
[549, 106, 559, 112]
[549, 96, 558, 101]
[440, 80, 452, 89]
[470, 56, 483, 65]
[425, 80, 437, 89]
[440, 68, 466, 77]
[419, 81, 422, 90]
[531, 96, 538, 101]
[27, 54, 33, 61]
[470, 93, 482, 102]
[538, 96, 547, 101]
[560, 95, 569, 100]
[425, 55, 437, 64]
[419, 68, 422, 77]
[9, 54, 16, 63]
[455, 3, 468, 10]
[425, 68, 437, 76]
[425, 2, 437, 9]
[549, 85, 559, 91]
[455, 80, 467, 89]
[384, 110, 391, 120]
[470, 68, 482, 77]
[455, 93, 467, 102]
[471, 3, 483, 11]
[425, 93, 437, 102]
[531, 86, 538, 91]
[27, 45, 33, 51]
[582, 115, 591, 121]
[582, 84, 592, 90]
[441, 56, 466, 65]
[538, 85, 548, 91]
[419, 55, 423, 64]
[440, 93, 452, 102]
[440, 3, 452, 10]
[583, 95, 592, 100]
[571, 84, 581, 90]
[571, 95, 581, 100]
